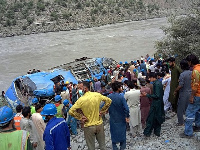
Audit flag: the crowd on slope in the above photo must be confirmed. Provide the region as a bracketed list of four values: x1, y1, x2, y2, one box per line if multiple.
[1, 53, 200, 150]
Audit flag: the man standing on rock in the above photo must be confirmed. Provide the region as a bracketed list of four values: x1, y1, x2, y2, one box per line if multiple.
[69, 81, 112, 150]
[109, 81, 130, 150]
[141, 72, 165, 137]
[180, 55, 200, 138]
[42, 103, 71, 150]
[168, 57, 182, 113]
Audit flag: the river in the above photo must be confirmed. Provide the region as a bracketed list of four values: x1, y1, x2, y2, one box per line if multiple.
[0, 17, 168, 92]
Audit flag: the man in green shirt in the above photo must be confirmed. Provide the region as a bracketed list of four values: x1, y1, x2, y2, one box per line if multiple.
[141, 72, 165, 137]
[168, 57, 182, 112]
[0, 106, 33, 150]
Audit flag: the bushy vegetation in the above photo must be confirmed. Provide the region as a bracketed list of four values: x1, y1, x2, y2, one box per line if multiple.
[155, 4, 200, 61]
[0, 0, 197, 36]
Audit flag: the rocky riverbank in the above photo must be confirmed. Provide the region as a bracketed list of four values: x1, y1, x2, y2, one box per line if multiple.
[70, 112, 200, 149]
[0, 0, 198, 38]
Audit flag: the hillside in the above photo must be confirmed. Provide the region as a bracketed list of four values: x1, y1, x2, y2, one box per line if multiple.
[0, 0, 198, 37]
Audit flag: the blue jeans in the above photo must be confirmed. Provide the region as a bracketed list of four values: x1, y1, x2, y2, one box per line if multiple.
[184, 96, 200, 136]
[112, 141, 126, 150]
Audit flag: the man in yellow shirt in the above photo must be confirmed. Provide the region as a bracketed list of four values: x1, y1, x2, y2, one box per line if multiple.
[69, 81, 112, 150]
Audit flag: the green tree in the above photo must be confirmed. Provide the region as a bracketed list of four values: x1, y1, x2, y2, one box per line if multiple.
[5, 19, 11, 26]
[37, 1, 45, 11]
[27, 17, 34, 25]
[6, 10, 15, 19]
[63, 13, 70, 19]
[155, 10, 200, 61]
[50, 11, 59, 21]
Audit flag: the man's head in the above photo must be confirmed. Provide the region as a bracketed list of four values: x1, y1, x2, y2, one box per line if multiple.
[32, 98, 39, 105]
[180, 59, 190, 70]
[35, 104, 43, 113]
[148, 72, 157, 82]
[82, 81, 90, 93]
[73, 84, 77, 88]
[189, 54, 199, 66]
[41, 103, 57, 122]
[55, 95, 62, 103]
[0, 106, 15, 129]
[168, 57, 175, 68]
[139, 78, 146, 86]
[63, 99, 70, 107]
[185, 54, 200, 67]
[111, 81, 123, 92]
[16, 104, 23, 113]
[127, 81, 135, 89]
[22, 107, 31, 118]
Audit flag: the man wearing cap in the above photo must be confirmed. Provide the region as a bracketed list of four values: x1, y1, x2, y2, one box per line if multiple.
[0, 106, 33, 150]
[31, 97, 39, 114]
[61, 86, 70, 103]
[54, 95, 64, 118]
[42, 103, 71, 150]
[63, 99, 77, 135]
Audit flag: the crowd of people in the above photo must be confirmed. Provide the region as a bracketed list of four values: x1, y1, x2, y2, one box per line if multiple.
[0, 53, 200, 150]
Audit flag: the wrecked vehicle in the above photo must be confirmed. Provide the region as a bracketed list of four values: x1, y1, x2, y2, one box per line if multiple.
[5, 57, 118, 109]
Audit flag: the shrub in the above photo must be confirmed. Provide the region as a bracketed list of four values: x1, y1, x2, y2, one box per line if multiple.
[27, 17, 34, 25]
[37, 1, 45, 11]
[50, 11, 59, 21]
[6, 10, 15, 19]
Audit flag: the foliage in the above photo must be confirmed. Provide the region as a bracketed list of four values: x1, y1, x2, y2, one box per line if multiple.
[155, 8, 200, 61]
[6, 10, 15, 19]
[50, 11, 59, 21]
[27, 17, 34, 25]
[37, 1, 45, 11]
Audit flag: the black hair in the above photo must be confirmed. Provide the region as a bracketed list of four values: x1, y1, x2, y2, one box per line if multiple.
[139, 78, 146, 86]
[83, 81, 90, 90]
[141, 60, 144, 63]
[128, 81, 135, 89]
[1, 120, 12, 129]
[190, 55, 199, 65]
[146, 79, 150, 83]
[180, 59, 189, 70]
[22, 107, 31, 117]
[124, 80, 129, 85]
[1, 91, 5, 97]
[148, 72, 157, 78]
[35, 104, 42, 112]
[157, 72, 162, 77]
[155, 69, 159, 73]
[16, 105, 23, 113]
[185, 54, 198, 63]
[111, 81, 122, 92]
[168, 57, 175, 62]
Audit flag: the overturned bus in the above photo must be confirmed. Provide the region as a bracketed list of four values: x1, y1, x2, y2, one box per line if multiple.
[5, 57, 118, 109]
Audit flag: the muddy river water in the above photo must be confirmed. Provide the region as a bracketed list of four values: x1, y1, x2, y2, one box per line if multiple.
[0, 17, 168, 92]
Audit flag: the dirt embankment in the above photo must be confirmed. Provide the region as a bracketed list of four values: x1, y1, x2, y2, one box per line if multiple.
[0, 0, 198, 38]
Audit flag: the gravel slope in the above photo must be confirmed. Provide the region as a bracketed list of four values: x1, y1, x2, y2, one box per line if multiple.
[70, 112, 200, 150]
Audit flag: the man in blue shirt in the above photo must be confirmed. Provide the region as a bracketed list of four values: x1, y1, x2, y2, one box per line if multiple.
[41, 103, 70, 150]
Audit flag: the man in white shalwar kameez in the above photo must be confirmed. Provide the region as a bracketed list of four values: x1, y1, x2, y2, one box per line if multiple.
[162, 74, 172, 112]
[32, 104, 46, 150]
[124, 82, 141, 137]
[20, 107, 40, 150]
